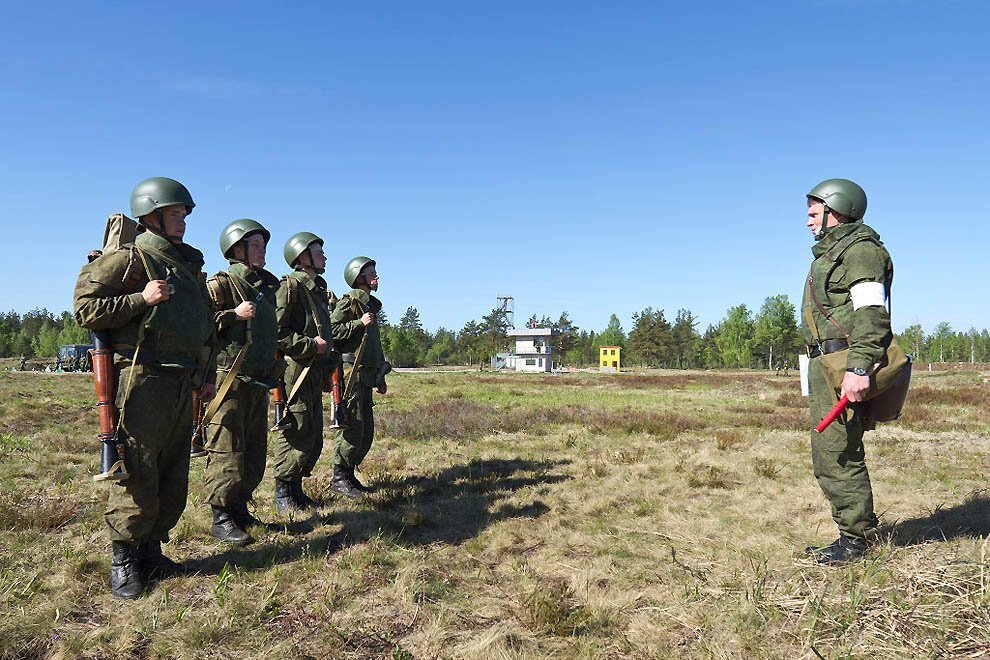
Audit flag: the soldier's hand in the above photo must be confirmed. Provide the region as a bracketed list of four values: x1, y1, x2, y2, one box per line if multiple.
[199, 382, 218, 404]
[314, 336, 329, 355]
[361, 312, 375, 327]
[142, 279, 171, 306]
[840, 371, 871, 403]
[377, 382, 387, 395]
[234, 301, 256, 320]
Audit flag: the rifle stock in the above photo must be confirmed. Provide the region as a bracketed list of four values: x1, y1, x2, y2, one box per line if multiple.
[328, 362, 347, 429]
[271, 350, 290, 430]
[190, 389, 208, 457]
[91, 331, 127, 482]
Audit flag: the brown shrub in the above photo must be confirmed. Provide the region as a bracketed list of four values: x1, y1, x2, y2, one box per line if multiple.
[0, 490, 82, 531]
[906, 386, 990, 407]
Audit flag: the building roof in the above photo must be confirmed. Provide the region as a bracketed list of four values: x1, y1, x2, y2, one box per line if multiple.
[507, 328, 557, 336]
[599, 345, 621, 349]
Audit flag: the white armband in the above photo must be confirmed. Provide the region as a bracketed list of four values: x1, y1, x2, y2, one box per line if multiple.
[850, 281, 886, 310]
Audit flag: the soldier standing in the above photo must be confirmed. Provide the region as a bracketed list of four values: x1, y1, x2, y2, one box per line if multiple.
[801, 178, 893, 565]
[19, 355, 26, 371]
[271, 232, 336, 512]
[74, 177, 217, 599]
[201, 219, 281, 545]
[329, 256, 387, 499]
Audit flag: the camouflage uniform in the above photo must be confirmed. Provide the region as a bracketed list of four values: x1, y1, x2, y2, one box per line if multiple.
[74, 230, 216, 544]
[271, 270, 335, 482]
[202, 262, 280, 513]
[330, 289, 384, 472]
[802, 221, 893, 541]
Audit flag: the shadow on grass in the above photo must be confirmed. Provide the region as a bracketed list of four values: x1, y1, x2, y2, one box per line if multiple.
[187, 457, 569, 575]
[881, 490, 990, 545]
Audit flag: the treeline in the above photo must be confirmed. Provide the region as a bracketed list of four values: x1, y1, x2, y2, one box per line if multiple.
[7, 301, 990, 368]
[0, 309, 90, 358]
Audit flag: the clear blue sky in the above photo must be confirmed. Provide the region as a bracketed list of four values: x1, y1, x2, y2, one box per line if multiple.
[2, 1, 986, 336]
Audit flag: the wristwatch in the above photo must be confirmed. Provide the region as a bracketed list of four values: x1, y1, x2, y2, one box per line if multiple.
[846, 367, 868, 377]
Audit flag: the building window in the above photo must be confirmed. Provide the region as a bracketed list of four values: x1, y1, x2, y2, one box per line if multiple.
[538, 358, 543, 367]
[525, 358, 536, 366]
[612, 360, 617, 367]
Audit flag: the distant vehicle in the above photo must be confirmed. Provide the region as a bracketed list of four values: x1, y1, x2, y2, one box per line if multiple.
[59, 344, 94, 372]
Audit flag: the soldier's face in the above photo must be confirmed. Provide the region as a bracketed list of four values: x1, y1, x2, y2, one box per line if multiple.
[806, 199, 836, 236]
[243, 234, 267, 268]
[360, 265, 379, 291]
[305, 243, 327, 271]
[160, 204, 187, 239]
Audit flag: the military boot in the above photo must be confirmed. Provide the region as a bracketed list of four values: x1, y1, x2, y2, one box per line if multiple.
[346, 466, 372, 493]
[330, 465, 364, 500]
[210, 506, 253, 546]
[230, 499, 261, 528]
[805, 535, 868, 565]
[110, 541, 144, 600]
[291, 480, 319, 509]
[142, 540, 185, 579]
[274, 479, 297, 513]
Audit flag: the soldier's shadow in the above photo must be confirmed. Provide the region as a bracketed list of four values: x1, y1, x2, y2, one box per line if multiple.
[880, 491, 990, 546]
[188, 457, 570, 574]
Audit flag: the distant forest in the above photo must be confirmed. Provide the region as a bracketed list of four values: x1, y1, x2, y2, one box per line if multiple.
[7, 296, 987, 370]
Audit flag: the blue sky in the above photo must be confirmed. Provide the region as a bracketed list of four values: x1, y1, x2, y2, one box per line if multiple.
[2, 1, 986, 336]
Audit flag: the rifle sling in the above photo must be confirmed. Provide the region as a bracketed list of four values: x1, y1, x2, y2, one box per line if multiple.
[201, 272, 253, 427]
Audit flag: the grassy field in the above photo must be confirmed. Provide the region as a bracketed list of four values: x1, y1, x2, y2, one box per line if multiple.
[1, 366, 989, 659]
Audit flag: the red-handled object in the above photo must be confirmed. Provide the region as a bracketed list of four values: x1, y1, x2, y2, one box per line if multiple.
[815, 395, 849, 433]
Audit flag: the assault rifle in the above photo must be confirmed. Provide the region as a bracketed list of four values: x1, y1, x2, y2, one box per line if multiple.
[91, 331, 128, 482]
[327, 361, 347, 429]
[271, 350, 291, 431]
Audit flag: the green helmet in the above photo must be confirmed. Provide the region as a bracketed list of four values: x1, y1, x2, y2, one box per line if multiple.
[130, 177, 195, 219]
[283, 231, 324, 268]
[807, 179, 867, 220]
[219, 219, 271, 259]
[343, 256, 376, 288]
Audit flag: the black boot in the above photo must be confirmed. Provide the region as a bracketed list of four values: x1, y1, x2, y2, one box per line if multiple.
[805, 535, 868, 565]
[274, 479, 297, 513]
[330, 465, 364, 500]
[230, 499, 261, 528]
[142, 540, 185, 579]
[291, 480, 319, 509]
[211, 506, 253, 546]
[110, 541, 144, 600]
[346, 466, 372, 493]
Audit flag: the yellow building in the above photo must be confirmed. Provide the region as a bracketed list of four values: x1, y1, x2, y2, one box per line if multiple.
[599, 346, 621, 373]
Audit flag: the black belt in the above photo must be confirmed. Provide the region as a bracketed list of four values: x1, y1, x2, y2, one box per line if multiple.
[341, 353, 356, 364]
[807, 338, 848, 359]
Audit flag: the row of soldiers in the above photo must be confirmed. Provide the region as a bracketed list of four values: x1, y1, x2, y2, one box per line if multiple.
[73, 177, 387, 600]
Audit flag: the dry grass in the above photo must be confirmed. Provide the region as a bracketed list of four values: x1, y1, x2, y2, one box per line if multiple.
[1, 368, 989, 658]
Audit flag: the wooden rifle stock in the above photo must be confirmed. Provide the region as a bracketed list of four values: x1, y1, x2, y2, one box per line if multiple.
[271, 350, 290, 430]
[328, 362, 347, 429]
[190, 389, 207, 457]
[91, 331, 127, 482]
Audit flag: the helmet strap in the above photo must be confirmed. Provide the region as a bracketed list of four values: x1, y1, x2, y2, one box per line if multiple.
[815, 206, 830, 242]
[145, 209, 183, 244]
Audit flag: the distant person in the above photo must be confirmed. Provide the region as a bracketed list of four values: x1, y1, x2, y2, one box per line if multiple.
[801, 179, 893, 565]
[201, 219, 280, 546]
[330, 256, 388, 499]
[271, 232, 337, 512]
[74, 177, 217, 599]
[19, 355, 26, 371]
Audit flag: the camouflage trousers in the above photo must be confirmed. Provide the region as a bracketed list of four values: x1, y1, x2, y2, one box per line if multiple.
[271, 365, 324, 480]
[105, 364, 192, 543]
[332, 383, 374, 469]
[202, 377, 270, 508]
[809, 356, 878, 540]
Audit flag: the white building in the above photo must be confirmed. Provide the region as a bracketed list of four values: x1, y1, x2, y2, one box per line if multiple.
[507, 327, 558, 373]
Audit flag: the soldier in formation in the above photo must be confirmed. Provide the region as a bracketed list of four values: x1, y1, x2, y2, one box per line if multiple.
[74, 177, 217, 599]
[801, 178, 894, 565]
[271, 232, 338, 512]
[202, 219, 281, 545]
[329, 256, 388, 499]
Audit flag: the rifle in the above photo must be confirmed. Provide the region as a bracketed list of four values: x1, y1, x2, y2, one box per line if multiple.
[91, 331, 127, 482]
[190, 389, 208, 457]
[328, 361, 347, 429]
[271, 349, 291, 431]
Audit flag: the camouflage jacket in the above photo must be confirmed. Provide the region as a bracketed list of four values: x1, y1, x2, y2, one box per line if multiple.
[207, 262, 280, 384]
[73, 230, 217, 378]
[801, 222, 894, 372]
[275, 270, 336, 369]
[330, 289, 384, 387]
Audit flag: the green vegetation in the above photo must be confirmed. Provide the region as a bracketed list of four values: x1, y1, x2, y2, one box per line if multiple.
[0, 366, 988, 657]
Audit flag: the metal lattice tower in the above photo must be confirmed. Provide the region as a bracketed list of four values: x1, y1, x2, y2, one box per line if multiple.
[496, 295, 514, 329]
